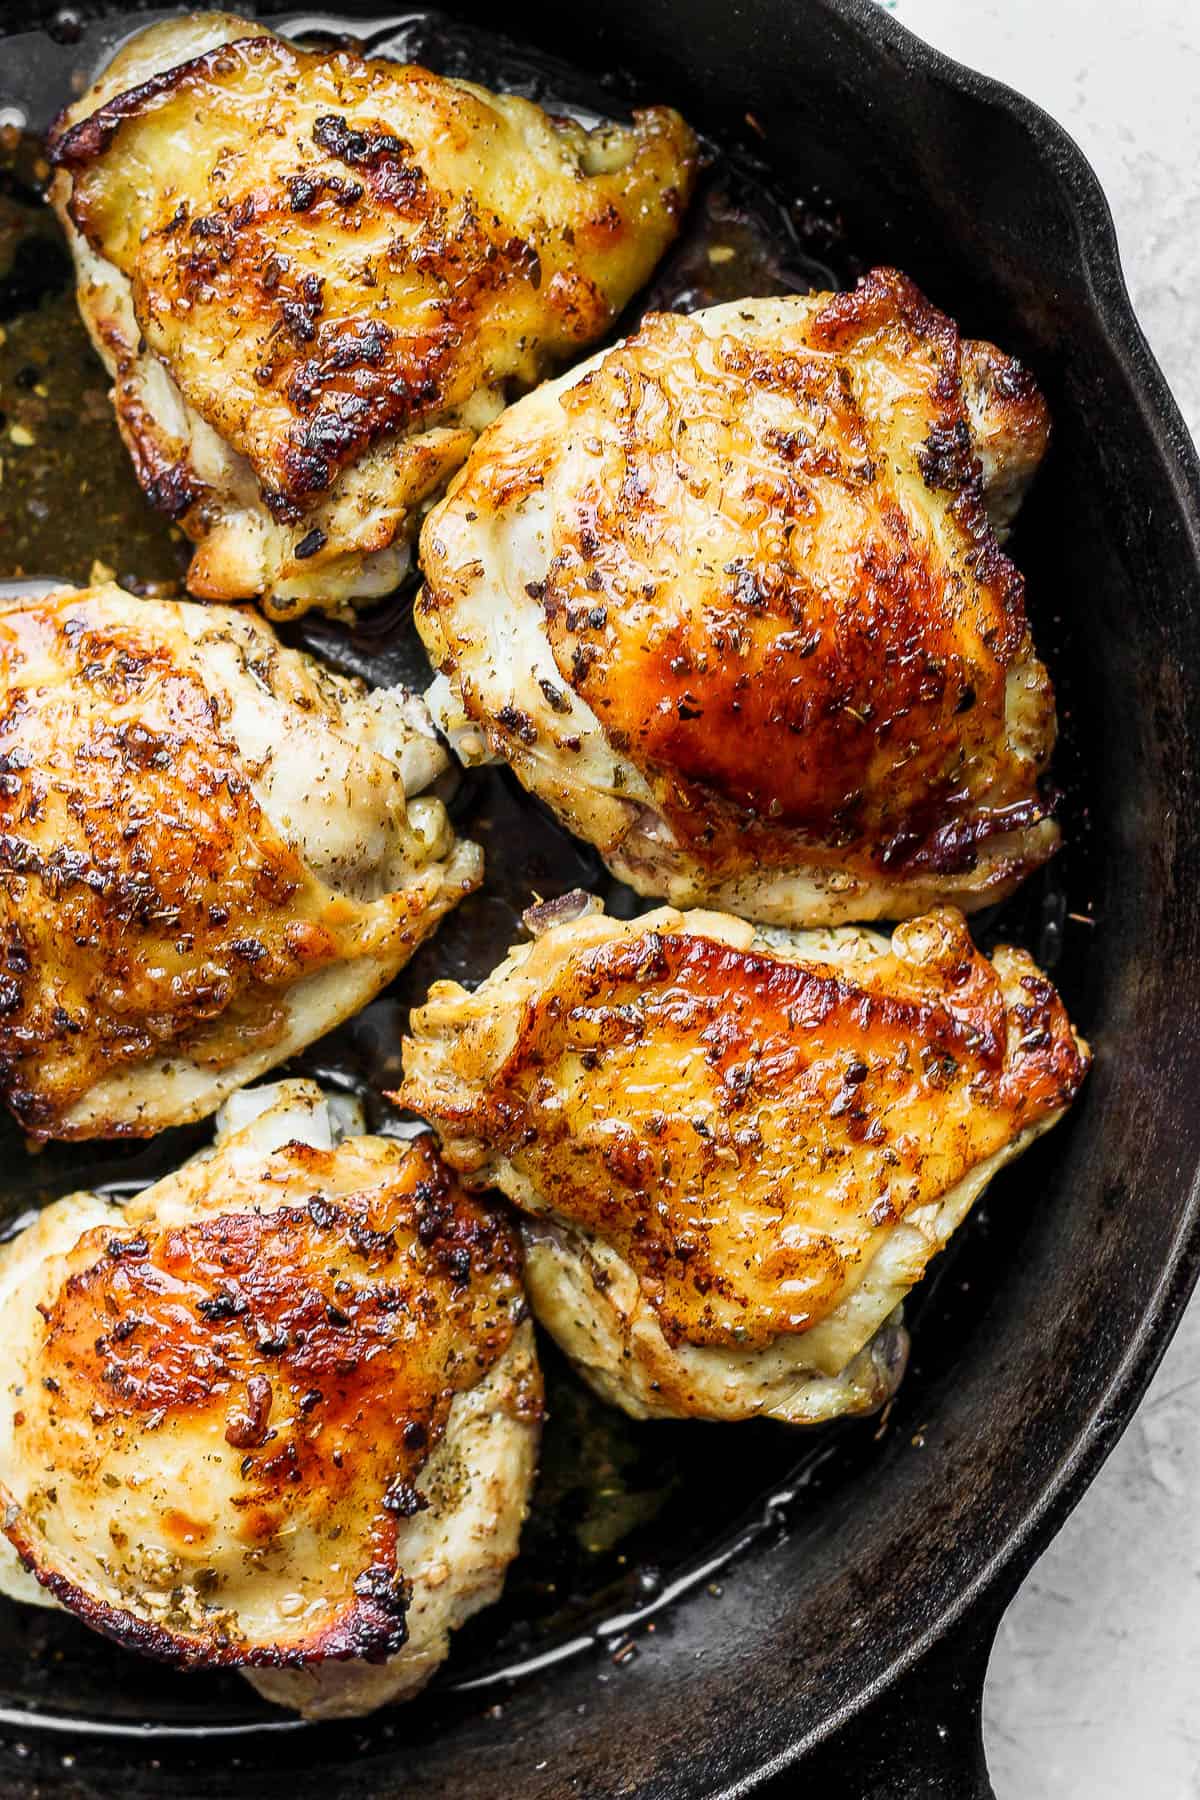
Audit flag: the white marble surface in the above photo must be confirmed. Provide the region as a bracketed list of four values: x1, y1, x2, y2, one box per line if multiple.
[883, 3, 1200, 1794]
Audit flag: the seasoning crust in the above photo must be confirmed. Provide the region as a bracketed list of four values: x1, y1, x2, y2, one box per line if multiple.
[49, 15, 698, 614]
[419, 273, 1056, 923]
[0, 1100, 533, 1681]
[0, 584, 479, 1138]
[400, 902, 1089, 1418]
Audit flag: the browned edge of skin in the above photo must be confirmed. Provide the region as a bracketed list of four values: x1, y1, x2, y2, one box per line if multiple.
[47, 36, 273, 170]
[1, 1481, 411, 1670]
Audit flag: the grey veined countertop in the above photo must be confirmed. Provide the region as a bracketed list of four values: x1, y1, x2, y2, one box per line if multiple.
[886, 2, 1200, 1795]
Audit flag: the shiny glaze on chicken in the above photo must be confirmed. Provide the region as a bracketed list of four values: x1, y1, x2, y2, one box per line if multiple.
[49, 14, 698, 615]
[420, 272, 1057, 924]
[0, 1083, 540, 1713]
[400, 898, 1089, 1421]
[0, 584, 479, 1138]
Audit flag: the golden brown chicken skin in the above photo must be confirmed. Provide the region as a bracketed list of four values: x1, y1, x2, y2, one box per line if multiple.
[400, 897, 1089, 1422]
[419, 271, 1057, 925]
[0, 1082, 541, 1717]
[0, 584, 479, 1139]
[48, 15, 698, 616]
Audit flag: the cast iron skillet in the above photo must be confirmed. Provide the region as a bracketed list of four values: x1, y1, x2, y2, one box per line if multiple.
[1, 0, 1199, 1794]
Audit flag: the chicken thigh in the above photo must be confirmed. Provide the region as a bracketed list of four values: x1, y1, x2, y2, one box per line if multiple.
[0, 1080, 541, 1719]
[0, 583, 480, 1139]
[419, 270, 1057, 925]
[48, 14, 697, 617]
[400, 895, 1089, 1423]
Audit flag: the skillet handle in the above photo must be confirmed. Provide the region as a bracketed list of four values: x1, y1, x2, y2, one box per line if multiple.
[766, 1596, 1002, 1798]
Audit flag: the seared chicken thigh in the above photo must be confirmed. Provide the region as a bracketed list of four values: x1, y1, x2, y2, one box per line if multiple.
[48, 14, 697, 617]
[419, 271, 1057, 925]
[400, 896, 1089, 1423]
[0, 1081, 541, 1719]
[0, 583, 480, 1139]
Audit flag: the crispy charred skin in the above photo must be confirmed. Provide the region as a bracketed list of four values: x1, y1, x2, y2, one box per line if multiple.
[419, 270, 1057, 913]
[49, 29, 697, 526]
[542, 275, 1050, 878]
[2, 1135, 526, 1668]
[0, 604, 322, 1132]
[0, 589, 470, 1138]
[401, 909, 1089, 1350]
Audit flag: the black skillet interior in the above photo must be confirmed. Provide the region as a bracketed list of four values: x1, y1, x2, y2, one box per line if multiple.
[1, 2, 1199, 1796]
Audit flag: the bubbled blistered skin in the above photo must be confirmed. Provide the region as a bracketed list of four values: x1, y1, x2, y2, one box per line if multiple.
[399, 897, 1090, 1422]
[0, 1082, 542, 1718]
[48, 14, 698, 617]
[0, 584, 480, 1139]
[419, 272, 1058, 925]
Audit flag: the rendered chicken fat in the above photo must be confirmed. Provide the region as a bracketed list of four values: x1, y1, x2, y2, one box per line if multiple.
[419, 273, 1057, 925]
[0, 1081, 542, 1719]
[399, 898, 1090, 1423]
[48, 13, 698, 615]
[0, 584, 480, 1139]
